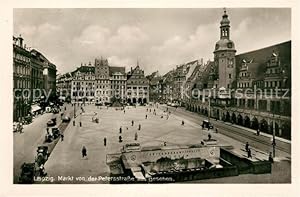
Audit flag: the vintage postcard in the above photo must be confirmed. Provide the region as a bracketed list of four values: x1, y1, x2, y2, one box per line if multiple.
[1, 1, 299, 197]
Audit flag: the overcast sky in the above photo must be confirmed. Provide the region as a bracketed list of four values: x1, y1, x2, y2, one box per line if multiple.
[13, 8, 291, 75]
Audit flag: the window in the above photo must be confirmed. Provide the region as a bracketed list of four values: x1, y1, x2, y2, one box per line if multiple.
[229, 74, 232, 79]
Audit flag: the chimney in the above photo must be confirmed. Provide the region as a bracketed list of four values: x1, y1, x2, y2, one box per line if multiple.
[18, 34, 23, 48]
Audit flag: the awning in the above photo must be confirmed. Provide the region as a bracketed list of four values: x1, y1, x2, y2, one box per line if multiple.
[31, 105, 41, 113]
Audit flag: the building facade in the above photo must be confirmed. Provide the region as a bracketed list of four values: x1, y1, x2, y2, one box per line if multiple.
[126, 63, 149, 104]
[13, 36, 32, 121]
[71, 63, 95, 103]
[56, 72, 73, 101]
[13, 35, 57, 121]
[69, 58, 130, 105]
[184, 10, 291, 139]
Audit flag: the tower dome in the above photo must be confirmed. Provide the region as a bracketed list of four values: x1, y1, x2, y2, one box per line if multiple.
[214, 9, 236, 53]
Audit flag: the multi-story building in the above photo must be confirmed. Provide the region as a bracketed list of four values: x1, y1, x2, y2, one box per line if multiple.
[161, 70, 175, 102]
[109, 66, 126, 103]
[147, 71, 163, 102]
[56, 72, 73, 101]
[13, 35, 57, 121]
[70, 58, 127, 105]
[185, 10, 291, 140]
[126, 62, 149, 104]
[13, 35, 32, 121]
[30, 49, 57, 104]
[94, 58, 126, 104]
[71, 63, 95, 103]
[172, 64, 190, 102]
[94, 58, 111, 104]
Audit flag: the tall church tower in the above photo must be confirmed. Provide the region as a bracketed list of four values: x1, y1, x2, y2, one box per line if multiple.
[214, 9, 236, 89]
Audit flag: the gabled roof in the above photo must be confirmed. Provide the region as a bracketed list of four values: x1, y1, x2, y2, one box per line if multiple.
[71, 66, 95, 75]
[236, 40, 291, 81]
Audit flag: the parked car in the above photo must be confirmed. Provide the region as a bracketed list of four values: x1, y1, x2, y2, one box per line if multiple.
[52, 108, 59, 114]
[19, 162, 37, 184]
[35, 146, 49, 166]
[202, 120, 214, 129]
[47, 120, 56, 127]
[62, 116, 71, 122]
[51, 127, 60, 139]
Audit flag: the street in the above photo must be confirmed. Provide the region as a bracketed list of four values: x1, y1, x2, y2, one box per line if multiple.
[160, 105, 291, 158]
[13, 103, 74, 183]
[33, 104, 292, 183]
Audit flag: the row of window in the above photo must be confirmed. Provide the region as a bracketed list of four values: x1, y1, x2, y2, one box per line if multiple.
[127, 86, 148, 90]
[238, 82, 251, 88]
[237, 80, 284, 88]
[13, 53, 30, 63]
[127, 92, 148, 96]
[14, 79, 31, 89]
[14, 64, 31, 76]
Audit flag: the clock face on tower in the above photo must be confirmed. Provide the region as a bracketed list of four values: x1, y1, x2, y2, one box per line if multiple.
[227, 42, 233, 48]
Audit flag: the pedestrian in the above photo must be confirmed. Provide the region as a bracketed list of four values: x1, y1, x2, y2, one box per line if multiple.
[73, 120, 75, 126]
[202, 124, 204, 130]
[147, 108, 148, 112]
[119, 127, 122, 134]
[124, 110, 125, 114]
[138, 124, 141, 130]
[82, 146, 87, 158]
[182, 120, 184, 126]
[145, 114, 148, 119]
[257, 128, 260, 136]
[39, 164, 47, 177]
[104, 137, 107, 146]
[150, 109, 151, 112]
[208, 133, 212, 141]
[64, 106, 66, 111]
[61, 133, 64, 141]
[132, 120, 134, 126]
[135, 132, 138, 141]
[80, 121, 82, 127]
[245, 142, 249, 152]
[247, 148, 252, 158]
[215, 127, 218, 133]
[164, 142, 167, 146]
[119, 135, 123, 143]
[269, 152, 274, 163]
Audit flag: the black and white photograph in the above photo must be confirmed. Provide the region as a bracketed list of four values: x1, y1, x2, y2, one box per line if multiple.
[1, 0, 299, 196]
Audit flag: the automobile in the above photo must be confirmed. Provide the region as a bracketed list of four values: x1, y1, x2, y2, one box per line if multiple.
[62, 116, 71, 122]
[52, 108, 59, 114]
[19, 162, 37, 184]
[51, 127, 61, 139]
[202, 120, 214, 129]
[47, 120, 56, 127]
[35, 146, 49, 166]
[167, 102, 172, 106]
